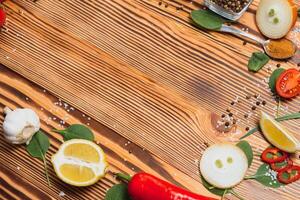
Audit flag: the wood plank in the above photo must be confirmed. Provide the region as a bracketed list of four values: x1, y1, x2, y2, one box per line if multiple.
[0, 0, 299, 199]
[0, 65, 215, 199]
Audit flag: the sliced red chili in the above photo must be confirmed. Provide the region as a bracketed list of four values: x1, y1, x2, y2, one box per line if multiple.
[270, 159, 293, 172]
[277, 166, 300, 184]
[261, 147, 288, 163]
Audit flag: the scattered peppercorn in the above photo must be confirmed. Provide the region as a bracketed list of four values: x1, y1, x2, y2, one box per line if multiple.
[230, 101, 235, 105]
[243, 41, 247, 46]
[244, 114, 248, 118]
[229, 113, 233, 117]
[226, 108, 231, 112]
[276, 64, 281, 68]
[262, 100, 267, 106]
[221, 114, 226, 118]
[245, 127, 249, 131]
[210, 0, 250, 13]
[256, 101, 260, 106]
[225, 122, 230, 126]
[251, 106, 256, 110]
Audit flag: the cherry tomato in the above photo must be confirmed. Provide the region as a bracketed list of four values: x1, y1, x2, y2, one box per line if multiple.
[270, 159, 293, 172]
[277, 165, 300, 184]
[276, 68, 300, 98]
[0, 8, 6, 27]
[261, 147, 288, 163]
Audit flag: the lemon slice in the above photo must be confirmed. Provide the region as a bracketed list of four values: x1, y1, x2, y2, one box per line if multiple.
[260, 112, 300, 153]
[52, 139, 108, 186]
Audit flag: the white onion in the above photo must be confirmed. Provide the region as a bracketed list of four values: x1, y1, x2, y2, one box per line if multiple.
[256, 0, 296, 39]
[200, 143, 248, 188]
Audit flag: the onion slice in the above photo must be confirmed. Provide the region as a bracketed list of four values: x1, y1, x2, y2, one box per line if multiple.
[200, 143, 248, 188]
[256, 0, 297, 39]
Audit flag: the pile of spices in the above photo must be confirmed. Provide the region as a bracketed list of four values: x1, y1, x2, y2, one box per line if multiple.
[210, 0, 250, 13]
[265, 38, 297, 59]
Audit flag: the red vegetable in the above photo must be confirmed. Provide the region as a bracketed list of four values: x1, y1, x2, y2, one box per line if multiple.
[277, 165, 300, 184]
[261, 147, 288, 163]
[270, 159, 293, 172]
[0, 8, 6, 27]
[119, 172, 216, 200]
[276, 68, 300, 98]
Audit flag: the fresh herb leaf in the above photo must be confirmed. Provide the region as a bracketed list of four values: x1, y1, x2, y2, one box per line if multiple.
[105, 184, 130, 200]
[53, 124, 94, 141]
[244, 163, 283, 188]
[248, 52, 270, 72]
[240, 111, 300, 139]
[236, 141, 253, 167]
[240, 127, 259, 140]
[26, 131, 50, 160]
[201, 176, 244, 199]
[269, 68, 285, 93]
[26, 131, 50, 185]
[191, 10, 227, 30]
[200, 175, 228, 196]
[276, 112, 300, 121]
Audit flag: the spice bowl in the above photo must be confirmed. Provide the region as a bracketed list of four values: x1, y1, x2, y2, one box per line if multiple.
[204, 0, 254, 21]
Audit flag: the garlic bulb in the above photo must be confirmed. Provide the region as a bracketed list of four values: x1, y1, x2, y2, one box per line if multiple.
[3, 107, 40, 144]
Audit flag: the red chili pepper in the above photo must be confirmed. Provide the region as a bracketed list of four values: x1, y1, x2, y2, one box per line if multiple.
[270, 159, 293, 172]
[118, 173, 217, 200]
[277, 165, 300, 184]
[261, 147, 288, 163]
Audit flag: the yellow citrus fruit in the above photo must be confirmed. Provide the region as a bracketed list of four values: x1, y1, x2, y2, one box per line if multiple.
[52, 139, 108, 186]
[260, 112, 300, 153]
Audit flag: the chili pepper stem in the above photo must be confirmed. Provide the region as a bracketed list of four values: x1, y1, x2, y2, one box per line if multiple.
[116, 173, 132, 182]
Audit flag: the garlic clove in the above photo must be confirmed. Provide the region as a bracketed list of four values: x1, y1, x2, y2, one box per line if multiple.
[3, 107, 40, 144]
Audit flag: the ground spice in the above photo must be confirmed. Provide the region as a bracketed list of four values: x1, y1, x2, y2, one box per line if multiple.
[265, 38, 296, 59]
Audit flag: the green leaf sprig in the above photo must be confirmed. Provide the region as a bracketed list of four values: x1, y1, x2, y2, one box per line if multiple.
[236, 140, 253, 167]
[244, 163, 283, 188]
[240, 111, 300, 139]
[191, 10, 230, 30]
[248, 52, 270, 72]
[53, 124, 94, 141]
[268, 68, 285, 93]
[200, 141, 252, 200]
[26, 130, 50, 186]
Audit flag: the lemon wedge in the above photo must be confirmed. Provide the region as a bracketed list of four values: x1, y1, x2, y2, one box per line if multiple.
[260, 112, 300, 153]
[52, 139, 108, 186]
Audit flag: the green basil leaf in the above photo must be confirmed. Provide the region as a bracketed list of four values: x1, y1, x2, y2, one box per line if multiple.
[248, 52, 270, 72]
[236, 140, 253, 167]
[105, 184, 130, 200]
[246, 164, 283, 188]
[26, 130, 50, 160]
[191, 10, 226, 30]
[53, 124, 94, 141]
[200, 175, 228, 196]
[269, 68, 285, 93]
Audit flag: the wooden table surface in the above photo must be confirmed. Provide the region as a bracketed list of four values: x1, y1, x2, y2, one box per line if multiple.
[0, 0, 300, 199]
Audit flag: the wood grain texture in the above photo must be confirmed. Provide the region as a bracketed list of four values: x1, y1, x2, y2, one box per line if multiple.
[0, 0, 299, 199]
[0, 66, 214, 199]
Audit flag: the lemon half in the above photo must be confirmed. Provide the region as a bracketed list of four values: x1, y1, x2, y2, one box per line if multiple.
[52, 139, 108, 186]
[260, 112, 300, 153]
